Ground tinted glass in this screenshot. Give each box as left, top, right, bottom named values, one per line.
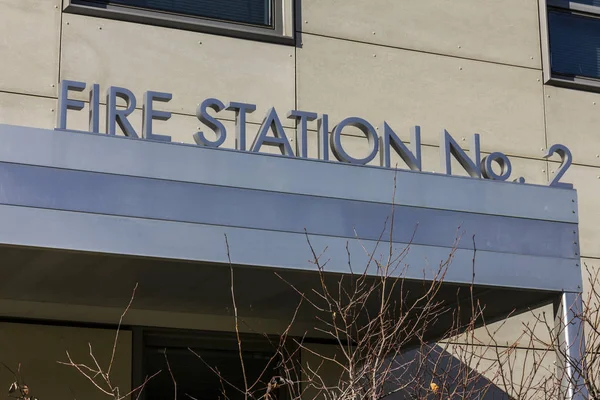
left=568, top=0, right=600, bottom=6
left=102, top=0, right=272, bottom=26
left=549, top=11, right=600, bottom=79
left=144, top=346, right=281, bottom=400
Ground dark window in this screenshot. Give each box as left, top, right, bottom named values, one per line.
left=546, top=0, right=600, bottom=84
left=563, top=0, right=600, bottom=6
left=138, top=330, right=294, bottom=400
left=91, top=0, right=272, bottom=27
left=549, top=11, right=600, bottom=80
left=65, top=0, right=294, bottom=45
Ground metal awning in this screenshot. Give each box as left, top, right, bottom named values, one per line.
left=0, top=123, right=586, bottom=399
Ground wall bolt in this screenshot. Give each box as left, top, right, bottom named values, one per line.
left=458, top=45, right=461, bottom=48
left=372, top=31, right=376, bottom=35
left=50, top=84, right=55, bottom=87
left=198, top=41, right=202, bottom=44
left=542, top=169, right=546, bottom=173
left=459, top=67, right=463, bottom=70
left=373, top=54, right=377, bottom=57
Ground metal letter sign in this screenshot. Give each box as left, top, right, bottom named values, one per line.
left=142, top=91, right=172, bottom=142
left=107, top=86, right=138, bottom=138
left=55, top=80, right=573, bottom=187
left=288, top=110, right=317, bottom=158
left=331, top=117, right=379, bottom=165
left=380, top=123, right=421, bottom=171
left=251, top=107, right=294, bottom=156
left=194, top=98, right=227, bottom=147
left=544, top=144, right=574, bottom=189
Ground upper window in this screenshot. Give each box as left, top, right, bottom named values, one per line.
left=543, top=0, right=600, bottom=89
left=105, top=0, right=272, bottom=26
left=64, top=0, right=294, bottom=44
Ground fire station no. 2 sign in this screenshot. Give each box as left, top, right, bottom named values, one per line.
left=55, top=80, right=573, bottom=189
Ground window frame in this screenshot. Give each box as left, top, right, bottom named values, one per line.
left=540, top=0, right=600, bottom=92
left=63, top=0, right=295, bottom=45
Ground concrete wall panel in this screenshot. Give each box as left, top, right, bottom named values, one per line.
left=445, top=304, right=554, bottom=349
left=60, top=14, right=296, bottom=126
left=0, top=92, right=56, bottom=129
left=297, top=34, right=546, bottom=158
left=446, top=344, right=556, bottom=399
left=559, top=163, right=600, bottom=258
left=300, top=0, right=541, bottom=69
left=506, top=156, right=549, bottom=186
left=545, top=85, right=600, bottom=167
left=0, top=0, right=60, bottom=97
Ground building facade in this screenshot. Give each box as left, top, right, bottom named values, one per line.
left=0, top=0, right=596, bottom=398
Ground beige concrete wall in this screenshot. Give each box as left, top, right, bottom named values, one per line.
left=444, top=343, right=557, bottom=399
left=0, top=322, right=131, bottom=400
left=0, top=0, right=60, bottom=97
left=60, top=13, right=296, bottom=127
left=300, top=0, right=541, bottom=68
left=0, top=0, right=598, bottom=395
left=296, top=33, right=545, bottom=158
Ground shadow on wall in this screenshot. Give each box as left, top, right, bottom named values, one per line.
left=294, top=0, right=303, bottom=48
left=386, top=343, right=510, bottom=399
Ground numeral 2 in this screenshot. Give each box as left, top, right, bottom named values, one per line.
left=543, top=144, right=573, bottom=189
